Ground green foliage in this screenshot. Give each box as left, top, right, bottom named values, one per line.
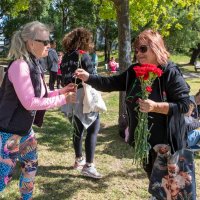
left=91, top=0, right=200, bottom=54
left=45, top=0, right=97, bottom=49
left=1, top=0, right=200, bottom=55
left=2, top=0, right=51, bottom=38
left=165, top=8, right=200, bottom=54
left=0, top=0, right=29, bottom=18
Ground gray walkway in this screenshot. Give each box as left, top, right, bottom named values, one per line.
left=183, top=72, right=200, bottom=79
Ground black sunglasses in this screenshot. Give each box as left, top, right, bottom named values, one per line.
left=135, top=45, right=149, bottom=54
left=34, top=39, right=50, bottom=46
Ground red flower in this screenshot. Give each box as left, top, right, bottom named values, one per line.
left=133, top=66, right=146, bottom=77
left=146, top=86, right=152, bottom=93
left=78, top=50, right=86, bottom=54
left=133, top=64, right=163, bottom=79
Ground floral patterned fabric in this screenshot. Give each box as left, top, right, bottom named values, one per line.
left=149, top=144, right=196, bottom=200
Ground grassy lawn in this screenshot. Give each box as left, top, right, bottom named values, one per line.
left=0, top=54, right=200, bottom=200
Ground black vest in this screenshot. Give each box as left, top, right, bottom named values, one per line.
left=0, top=56, right=46, bottom=136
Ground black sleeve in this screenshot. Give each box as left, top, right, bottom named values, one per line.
left=86, top=69, right=128, bottom=92
left=164, top=65, right=190, bottom=115
left=81, top=54, right=94, bottom=74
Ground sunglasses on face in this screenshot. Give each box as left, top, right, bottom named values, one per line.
left=34, top=39, right=50, bottom=46
left=135, top=45, right=149, bottom=54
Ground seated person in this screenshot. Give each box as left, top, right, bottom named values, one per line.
left=108, top=57, right=119, bottom=72
left=185, top=99, right=200, bottom=150
left=190, top=89, right=200, bottom=119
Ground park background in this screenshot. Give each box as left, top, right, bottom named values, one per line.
left=0, top=0, right=200, bottom=199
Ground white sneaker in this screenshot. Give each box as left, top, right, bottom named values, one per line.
left=73, top=157, right=86, bottom=170
left=81, top=164, right=102, bottom=179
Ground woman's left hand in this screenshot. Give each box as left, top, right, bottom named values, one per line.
left=59, top=83, right=77, bottom=95
left=138, top=98, right=157, bottom=113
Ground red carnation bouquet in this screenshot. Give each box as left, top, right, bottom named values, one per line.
left=133, top=63, right=163, bottom=165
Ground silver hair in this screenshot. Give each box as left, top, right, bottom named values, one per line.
left=8, top=21, right=50, bottom=61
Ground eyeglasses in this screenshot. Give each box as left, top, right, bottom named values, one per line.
left=34, top=39, right=50, bottom=46
left=135, top=45, right=149, bottom=54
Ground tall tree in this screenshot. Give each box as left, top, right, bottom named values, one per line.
left=93, top=0, right=131, bottom=129
left=112, top=0, right=131, bottom=132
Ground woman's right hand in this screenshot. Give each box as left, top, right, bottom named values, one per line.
left=74, top=69, right=89, bottom=82
left=65, top=92, right=77, bottom=103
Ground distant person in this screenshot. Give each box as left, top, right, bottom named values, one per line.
left=89, top=49, right=98, bottom=74
left=0, top=21, right=77, bottom=200
left=48, top=40, right=58, bottom=90
left=108, top=57, right=119, bottom=72
left=57, top=51, right=64, bottom=89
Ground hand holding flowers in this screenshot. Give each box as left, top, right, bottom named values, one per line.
left=65, top=91, right=77, bottom=103
left=132, top=63, right=163, bottom=166
left=58, top=83, right=77, bottom=104
left=59, top=83, right=77, bottom=94
left=138, top=98, right=158, bottom=113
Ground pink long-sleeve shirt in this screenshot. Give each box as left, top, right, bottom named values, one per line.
left=8, top=59, right=66, bottom=110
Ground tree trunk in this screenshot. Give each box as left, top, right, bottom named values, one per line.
left=104, top=20, right=109, bottom=62
left=104, top=37, right=108, bottom=62
left=113, top=0, right=131, bottom=134
left=189, top=43, right=200, bottom=65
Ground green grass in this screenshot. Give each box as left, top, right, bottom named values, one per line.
left=0, top=54, right=200, bottom=200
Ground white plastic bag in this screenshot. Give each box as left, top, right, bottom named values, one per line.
left=82, top=82, right=107, bottom=113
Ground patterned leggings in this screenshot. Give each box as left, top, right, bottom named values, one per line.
left=0, top=130, right=38, bottom=200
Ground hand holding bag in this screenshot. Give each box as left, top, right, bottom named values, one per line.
left=82, top=82, right=107, bottom=113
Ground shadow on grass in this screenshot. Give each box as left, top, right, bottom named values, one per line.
left=34, top=110, right=131, bottom=159
left=8, top=109, right=147, bottom=200
left=7, top=109, right=146, bottom=200
left=34, top=110, right=74, bottom=152
left=11, top=165, right=145, bottom=200
left=97, top=125, right=133, bottom=160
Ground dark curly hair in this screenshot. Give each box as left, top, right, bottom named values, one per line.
left=62, top=27, right=93, bottom=53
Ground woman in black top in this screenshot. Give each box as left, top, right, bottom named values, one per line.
left=75, top=29, right=191, bottom=193
left=61, top=28, right=102, bottom=179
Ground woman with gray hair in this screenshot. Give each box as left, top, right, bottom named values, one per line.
left=0, top=21, right=76, bottom=200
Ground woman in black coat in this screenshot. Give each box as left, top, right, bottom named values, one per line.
left=75, top=29, right=191, bottom=194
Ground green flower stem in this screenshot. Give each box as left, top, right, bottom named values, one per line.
left=71, top=54, right=82, bottom=138
left=133, top=78, right=151, bottom=166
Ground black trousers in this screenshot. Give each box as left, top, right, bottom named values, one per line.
left=49, top=71, right=57, bottom=91
left=72, top=115, right=100, bottom=163
left=56, top=75, right=62, bottom=89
